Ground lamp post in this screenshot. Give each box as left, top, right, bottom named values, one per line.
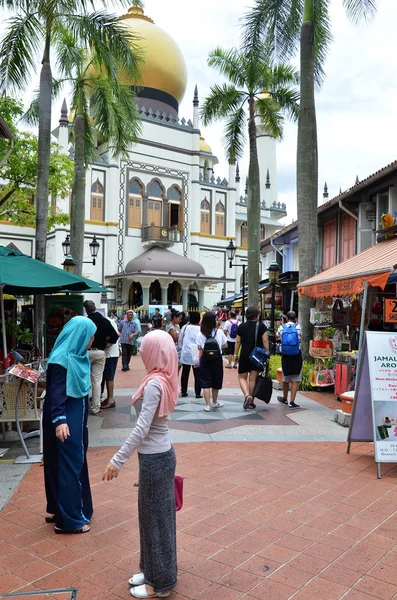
left=226, top=240, right=247, bottom=323
left=61, top=234, right=100, bottom=269
left=268, top=260, right=280, bottom=354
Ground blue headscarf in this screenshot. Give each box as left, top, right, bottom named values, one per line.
left=47, top=316, right=97, bottom=398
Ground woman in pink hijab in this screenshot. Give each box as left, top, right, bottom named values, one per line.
left=102, top=330, right=179, bottom=599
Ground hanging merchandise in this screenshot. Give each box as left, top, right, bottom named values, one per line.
left=309, top=359, right=335, bottom=388
left=332, top=328, right=347, bottom=353
left=309, top=339, right=333, bottom=358
left=310, top=308, right=332, bottom=325
left=332, top=299, right=350, bottom=326
left=350, top=299, right=362, bottom=327
left=371, top=297, right=382, bottom=315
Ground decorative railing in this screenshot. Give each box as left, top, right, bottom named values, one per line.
left=141, top=225, right=181, bottom=244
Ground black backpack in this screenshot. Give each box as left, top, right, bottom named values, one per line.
left=203, top=331, right=221, bottom=361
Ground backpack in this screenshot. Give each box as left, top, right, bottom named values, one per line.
left=230, top=320, right=238, bottom=339
left=281, top=323, right=300, bottom=356
left=203, top=331, right=221, bottom=361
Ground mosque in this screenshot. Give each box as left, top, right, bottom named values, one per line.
left=0, top=5, right=287, bottom=311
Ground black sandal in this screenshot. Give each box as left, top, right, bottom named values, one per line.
left=45, top=515, right=56, bottom=523
left=244, top=395, right=253, bottom=409
left=54, top=525, right=90, bottom=534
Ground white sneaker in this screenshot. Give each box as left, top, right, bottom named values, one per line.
left=210, top=402, right=224, bottom=409
left=204, top=405, right=211, bottom=412
left=130, top=584, right=170, bottom=598
left=128, top=572, right=145, bottom=587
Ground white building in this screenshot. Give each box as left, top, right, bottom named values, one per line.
left=0, top=5, right=287, bottom=310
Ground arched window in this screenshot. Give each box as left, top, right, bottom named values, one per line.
left=128, top=178, right=143, bottom=227
left=167, top=185, right=183, bottom=230
left=215, top=201, right=225, bottom=236
left=90, top=178, right=104, bottom=221
left=241, top=221, right=248, bottom=248
left=147, top=180, right=164, bottom=198
left=147, top=180, right=164, bottom=227
left=200, top=198, right=211, bottom=234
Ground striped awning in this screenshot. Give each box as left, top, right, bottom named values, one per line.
left=298, top=238, right=397, bottom=298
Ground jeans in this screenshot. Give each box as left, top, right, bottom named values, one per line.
left=181, top=364, right=201, bottom=397
left=88, top=349, right=106, bottom=413
left=121, top=343, right=133, bottom=370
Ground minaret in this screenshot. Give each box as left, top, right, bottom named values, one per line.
left=255, top=92, right=277, bottom=208
left=58, top=98, right=69, bottom=153
left=193, top=84, right=199, bottom=129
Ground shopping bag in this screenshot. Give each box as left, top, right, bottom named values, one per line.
left=350, top=299, right=362, bottom=327
left=315, top=368, right=335, bottom=387
left=191, top=344, right=200, bottom=366
left=332, top=299, right=350, bottom=326
left=175, top=475, right=184, bottom=511
left=309, top=340, right=333, bottom=358
left=309, top=369, right=318, bottom=387
left=253, top=371, right=273, bottom=403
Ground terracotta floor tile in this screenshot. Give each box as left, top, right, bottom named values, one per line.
left=303, top=542, right=343, bottom=563
left=0, top=549, right=37, bottom=570
left=368, top=563, right=397, bottom=586
left=184, top=537, right=224, bottom=558
left=218, top=567, right=263, bottom=593
left=257, top=543, right=299, bottom=563
left=211, top=547, right=253, bottom=568
left=288, top=552, right=329, bottom=576
left=247, top=577, right=297, bottom=600
left=192, top=581, right=243, bottom=600
left=13, top=558, right=56, bottom=583
left=187, top=558, right=232, bottom=582
left=269, top=563, right=313, bottom=588
left=0, top=572, right=27, bottom=593
left=177, top=549, right=204, bottom=571
left=321, top=563, right=361, bottom=588
left=64, top=555, right=104, bottom=578
left=229, top=535, right=267, bottom=554
left=353, top=574, right=397, bottom=599
left=275, top=534, right=312, bottom=552
left=207, top=527, right=244, bottom=546
left=296, top=576, right=348, bottom=599
left=173, top=572, right=211, bottom=597
left=239, top=554, right=281, bottom=578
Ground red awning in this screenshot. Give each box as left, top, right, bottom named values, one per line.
left=298, top=238, right=397, bottom=298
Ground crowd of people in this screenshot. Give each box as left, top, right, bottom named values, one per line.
left=42, top=301, right=303, bottom=598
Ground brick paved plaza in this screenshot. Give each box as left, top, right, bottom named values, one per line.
left=1, top=357, right=397, bottom=599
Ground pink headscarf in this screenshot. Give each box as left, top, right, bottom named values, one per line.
left=132, top=329, right=179, bottom=417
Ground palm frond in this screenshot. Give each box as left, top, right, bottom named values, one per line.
left=242, top=0, right=302, bottom=63
left=255, top=96, right=285, bottom=140
left=22, top=77, right=65, bottom=126
left=263, top=63, right=300, bottom=89
left=200, top=84, right=247, bottom=127
left=52, top=22, right=84, bottom=77
left=269, top=87, right=300, bottom=122
left=312, top=0, right=333, bottom=87
left=0, top=12, right=42, bottom=92
left=207, top=47, right=246, bottom=88
left=343, top=0, right=377, bottom=24
left=222, top=106, right=247, bottom=162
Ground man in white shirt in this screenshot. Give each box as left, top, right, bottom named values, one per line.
left=223, top=311, right=239, bottom=369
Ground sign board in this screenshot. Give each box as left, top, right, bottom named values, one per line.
left=349, top=332, right=397, bottom=473
left=384, top=298, right=397, bottom=323
left=367, top=331, right=397, bottom=463
left=9, top=363, right=40, bottom=384
left=148, top=305, right=182, bottom=318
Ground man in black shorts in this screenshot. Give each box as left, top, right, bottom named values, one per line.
left=234, top=306, right=269, bottom=409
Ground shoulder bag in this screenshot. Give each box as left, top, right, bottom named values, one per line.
left=249, top=322, right=269, bottom=371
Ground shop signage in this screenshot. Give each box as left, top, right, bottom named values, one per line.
left=349, top=332, right=397, bottom=475
left=384, top=299, right=397, bottom=323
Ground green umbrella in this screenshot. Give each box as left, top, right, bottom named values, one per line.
left=0, top=245, right=106, bottom=355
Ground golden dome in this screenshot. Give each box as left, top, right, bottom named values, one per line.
left=200, top=136, right=212, bottom=154
left=120, top=6, right=187, bottom=106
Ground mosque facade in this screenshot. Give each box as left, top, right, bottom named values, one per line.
left=0, top=5, right=287, bottom=311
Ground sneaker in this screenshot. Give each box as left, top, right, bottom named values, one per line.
left=204, top=405, right=211, bottom=412
left=211, top=402, right=224, bottom=409
left=277, top=396, right=288, bottom=404
left=289, top=402, right=300, bottom=409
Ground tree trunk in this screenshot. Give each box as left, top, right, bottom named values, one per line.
left=34, top=29, right=52, bottom=353
left=247, top=99, right=261, bottom=308
left=70, top=112, right=86, bottom=276
left=297, top=12, right=318, bottom=360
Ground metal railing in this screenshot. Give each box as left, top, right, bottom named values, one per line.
left=141, top=225, right=181, bottom=243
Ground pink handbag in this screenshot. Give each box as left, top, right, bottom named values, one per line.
left=175, top=475, right=184, bottom=511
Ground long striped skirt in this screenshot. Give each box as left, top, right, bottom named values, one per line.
left=138, top=446, right=177, bottom=593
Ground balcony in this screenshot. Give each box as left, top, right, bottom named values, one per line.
left=141, top=225, right=181, bottom=247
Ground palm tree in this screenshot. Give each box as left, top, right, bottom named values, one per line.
left=243, top=0, right=377, bottom=356
left=57, top=26, right=141, bottom=275
left=0, top=0, right=139, bottom=348
left=201, top=45, right=299, bottom=306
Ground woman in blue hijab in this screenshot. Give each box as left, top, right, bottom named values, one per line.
left=43, top=316, right=96, bottom=534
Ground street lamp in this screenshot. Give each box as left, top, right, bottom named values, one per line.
left=62, top=254, right=76, bottom=273
left=61, top=234, right=100, bottom=268
left=227, top=240, right=247, bottom=322
left=268, top=260, right=281, bottom=354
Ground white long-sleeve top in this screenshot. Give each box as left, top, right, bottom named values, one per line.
left=110, top=378, right=171, bottom=470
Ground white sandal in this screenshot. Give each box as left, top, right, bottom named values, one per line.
left=130, top=584, right=170, bottom=598
left=128, top=572, right=145, bottom=586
